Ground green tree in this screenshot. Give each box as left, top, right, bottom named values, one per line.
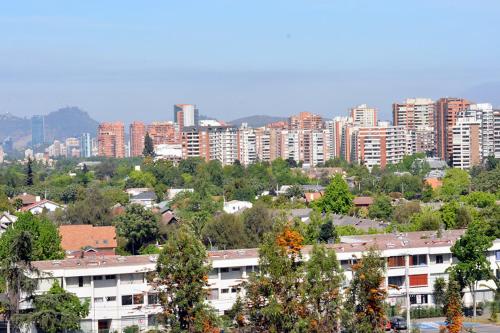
left=25, top=157, right=34, bottom=186
left=155, top=227, right=218, bottom=333
left=242, top=202, right=273, bottom=247
left=440, top=169, right=470, bottom=200
left=14, top=281, right=89, bottom=333
left=243, top=224, right=306, bottom=332
left=368, top=195, right=393, bottom=220
left=303, top=244, right=344, bottom=332
left=450, top=220, right=493, bottom=317
left=202, top=214, right=249, bottom=250
left=393, top=201, right=421, bottom=224
left=343, top=248, right=387, bottom=333
left=433, top=277, right=447, bottom=309
left=314, top=174, right=353, bottom=214
left=319, top=219, right=338, bottom=243
left=0, top=231, right=39, bottom=333
left=411, top=208, right=442, bottom=231
left=143, top=132, right=155, bottom=158
left=0, top=213, right=64, bottom=261
left=463, top=191, right=496, bottom=208
left=472, top=167, right=500, bottom=193
left=60, top=187, right=113, bottom=226
left=114, top=204, right=159, bottom=255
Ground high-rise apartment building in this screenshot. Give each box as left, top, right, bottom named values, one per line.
left=129, top=121, right=146, bottom=157
left=357, top=122, right=407, bottom=169
left=288, top=112, right=323, bottom=130
left=393, top=98, right=435, bottom=154
left=65, top=138, right=80, bottom=158
left=435, top=98, right=470, bottom=162
left=147, top=122, right=179, bottom=146
left=97, top=122, right=125, bottom=158
left=237, top=124, right=257, bottom=165
left=452, top=117, right=481, bottom=169
left=31, top=115, right=45, bottom=147
left=80, top=133, right=92, bottom=158
left=494, top=110, right=500, bottom=159
left=465, top=103, right=495, bottom=159
left=350, top=104, right=377, bottom=127
left=174, top=104, right=199, bottom=128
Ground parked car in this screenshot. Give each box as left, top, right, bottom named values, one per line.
left=390, top=316, right=407, bottom=330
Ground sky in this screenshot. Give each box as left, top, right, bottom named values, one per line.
left=1, top=0, right=500, bottom=123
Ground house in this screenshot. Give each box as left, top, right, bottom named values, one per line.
left=0, top=212, right=17, bottom=234
left=157, top=203, right=178, bottom=224
left=330, top=214, right=389, bottom=231
left=59, top=225, right=117, bottom=258
left=289, top=208, right=313, bottom=222
left=129, top=191, right=157, bottom=208
left=223, top=200, right=253, bottom=214
left=125, top=188, right=152, bottom=196
left=12, top=193, right=39, bottom=207
left=304, top=192, right=323, bottom=203
left=353, top=196, right=374, bottom=208
left=425, top=178, right=443, bottom=190
left=20, top=199, right=64, bottom=214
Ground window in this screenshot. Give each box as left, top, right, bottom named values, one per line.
left=148, top=314, right=158, bottom=327
left=122, top=294, right=144, bottom=305
left=148, top=293, right=159, bottom=305
left=387, top=256, right=405, bottom=268
left=221, top=268, right=229, bottom=273
left=105, top=275, right=116, bottom=280
left=409, top=274, right=428, bottom=287
left=122, top=295, right=133, bottom=305
left=66, top=276, right=90, bottom=288
left=436, top=255, right=443, bottom=264
left=208, top=268, right=218, bottom=279
left=410, top=255, right=427, bottom=266
left=105, top=296, right=116, bottom=302
left=388, top=276, right=405, bottom=287
left=496, top=251, right=500, bottom=261
left=94, top=297, right=103, bottom=303
left=410, top=294, right=428, bottom=304
left=221, top=289, right=229, bottom=294
left=231, top=287, right=241, bottom=293
left=120, top=273, right=144, bottom=285
left=231, top=267, right=241, bottom=272
left=93, top=276, right=103, bottom=281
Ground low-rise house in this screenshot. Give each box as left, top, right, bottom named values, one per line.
left=304, top=192, right=323, bottom=203
left=0, top=212, right=17, bottom=234
left=129, top=191, right=157, bottom=208
left=353, top=196, right=374, bottom=208
left=12, top=193, right=39, bottom=207
left=223, top=200, right=253, bottom=214
left=59, top=225, right=118, bottom=258
left=20, top=199, right=64, bottom=214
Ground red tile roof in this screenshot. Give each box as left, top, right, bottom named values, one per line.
left=59, top=225, right=117, bottom=252
left=353, top=196, right=374, bottom=206
left=20, top=199, right=62, bottom=212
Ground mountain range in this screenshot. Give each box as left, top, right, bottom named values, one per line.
left=0, top=107, right=99, bottom=148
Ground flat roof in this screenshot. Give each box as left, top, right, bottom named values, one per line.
left=33, top=230, right=468, bottom=271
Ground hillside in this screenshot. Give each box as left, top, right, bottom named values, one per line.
left=0, top=107, right=99, bottom=148
left=229, top=115, right=287, bottom=127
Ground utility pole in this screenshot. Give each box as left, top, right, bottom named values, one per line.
left=405, top=254, right=411, bottom=332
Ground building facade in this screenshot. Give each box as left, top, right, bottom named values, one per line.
left=435, top=98, right=470, bottom=162
left=98, top=122, right=126, bottom=158
left=452, top=117, right=481, bottom=169
left=350, top=104, right=377, bottom=127
left=32, top=230, right=500, bottom=332
left=31, top=115, right=45, bottom=148
left=129, top=121, right=146, bottom=158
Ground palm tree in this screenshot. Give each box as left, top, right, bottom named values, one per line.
left=0, top=231, right=39, bottom=333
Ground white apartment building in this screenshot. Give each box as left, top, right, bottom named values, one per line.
left=357, top=122, right=407, bottom=169
left=495, top=110, right=500, bottom=159
left=209, top=127, right=238, bottom=165
left=452, top=117, right=481, bottom=169
left=463, top=103, right=495, bottom=159
left=32, top=230, right=500, bottom=333
left=350, top=104, right=377, bottom=127
left=237, top=124, right=257, bottom=165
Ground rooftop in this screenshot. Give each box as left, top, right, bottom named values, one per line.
left=59, top=225, right=117, bottom=252
left=33, top=230, right=467, bottom=271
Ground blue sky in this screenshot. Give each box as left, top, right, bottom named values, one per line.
left=1, top=0, right=499, bottom=122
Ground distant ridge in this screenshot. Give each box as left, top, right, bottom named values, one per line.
left=0, top=107, right=99, bottom=148
left=229, top=115, right=287, bottom=127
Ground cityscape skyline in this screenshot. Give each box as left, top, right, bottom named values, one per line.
left=1, top=1, right=500, bottom=122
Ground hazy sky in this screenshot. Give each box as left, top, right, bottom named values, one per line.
left=1, top=0, right=500, bottom=123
